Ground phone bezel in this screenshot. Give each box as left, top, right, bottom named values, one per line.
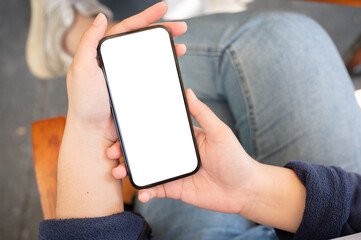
left=97, top=25, right=201, bottom=189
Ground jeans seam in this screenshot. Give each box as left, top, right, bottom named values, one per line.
left=226, top=46, right=259, bottom=157
left=185, top=45, right=223, bottom=56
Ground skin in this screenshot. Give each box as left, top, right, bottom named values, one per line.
left=110, top=88, right=306, bottom=233
left=57, top=2, right=306, bottom=234
left=63, top=3, right=187, bottom=57
left=56, top=2, right=187, bottom=219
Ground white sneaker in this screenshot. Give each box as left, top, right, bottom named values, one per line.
left=26, top=0, right=113, bottom=80
left=204, top=0, right=253, bottom=14
left=163, top=0, right=253, bottom=20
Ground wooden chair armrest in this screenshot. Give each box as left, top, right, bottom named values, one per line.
left=299, top=0, right=361, bottom=7
left=32, top=117, right=65, bottom=219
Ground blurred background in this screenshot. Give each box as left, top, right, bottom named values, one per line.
left=0, top=0, right=360, bottom=239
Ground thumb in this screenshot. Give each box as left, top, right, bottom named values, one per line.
left=73, top=13, right=108, bottom=67
left=186, top=89, right=225, bottom=136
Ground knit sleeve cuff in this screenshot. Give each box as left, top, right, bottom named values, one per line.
left=39, top=211, right=152, bottom=240
left=276, top=161, right=351, bottom=240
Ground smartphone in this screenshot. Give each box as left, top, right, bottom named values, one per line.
left=97, top=26, right=200, bottom=189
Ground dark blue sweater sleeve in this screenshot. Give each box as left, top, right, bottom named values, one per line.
left=276, top=161, right=361, bottom=240
left=39, top=211, right=152, bottom=240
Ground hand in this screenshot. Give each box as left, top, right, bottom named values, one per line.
left=109, top=88, right=261, bottom=215
left=109, top=89, right=306, bottom=233
left=66, top=2, right=187, bottom=144
left=56, top=2, right=188, bottom=219
left=105, top=3, right=306, bottom=232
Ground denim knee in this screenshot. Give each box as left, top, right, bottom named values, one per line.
left=249, top=11, right=327, bottom=40
left=225, top=11, right=346, bottom=89
left=230, top=11, right=336, bottom=57
left=219, top=11, right=354, bottom=161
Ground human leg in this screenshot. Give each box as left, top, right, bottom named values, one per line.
left=174, top=11, right=361, bottom=172
left=26, top=0, right=113, bottom=79
left=136, top=11, right=361, bottom=239
left=64, top=12, right=115, bottom=56
left=213, top=12, right=361, bottom=171
left=135, top=12, right=286, bottom=240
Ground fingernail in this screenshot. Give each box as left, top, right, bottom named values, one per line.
left=140, top=191, right=150, bottom=203
left=188, top=89, right=197, bottom=100
left=93, top=13, right=105, bottom=26
left=180, top=43, right=187, bottom=50
left=181, top=21, right=188, bottom=29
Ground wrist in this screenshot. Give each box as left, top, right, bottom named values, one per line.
left=56, top=113, right=123, bottom=219
left=240, top=163, right=305, bottom=233
left=236, top=161, right=264, bottom=216
left=65, top=112, right=116, bottom=146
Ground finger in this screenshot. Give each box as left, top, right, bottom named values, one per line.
left=193, top=126, right=202, bottom=133
left=111, top=162, right=127, bottom=179
left=105, top=141, right=122, bottom=159
left=138, top=186, right=164, bottom=203
left=175, top=44, right=186, bottom=57
left=106, top=2, right=168, bottom=36
left=138, top=179, right=183, bottom=203
left=138, top=190, right=152, bottom=203
left=192, top=126, right=203, bottom=138
left=73, top=13, right=107, bottom=67
left=151, top=21, right=187, bottom=37
left=186, top=89, right=224, bottom=136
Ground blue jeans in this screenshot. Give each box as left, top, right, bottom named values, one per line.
left=135, top=11, right=361, bottom=239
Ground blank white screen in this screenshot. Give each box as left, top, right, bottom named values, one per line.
left=99, top=27, right=199, bottom=188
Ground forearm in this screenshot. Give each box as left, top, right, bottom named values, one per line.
left=241, top=163, right=306, bottom=233
left=56, top=114, right=123, bottom=219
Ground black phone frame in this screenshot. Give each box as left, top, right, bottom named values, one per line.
left=97, top=25, right=201, bottom=189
